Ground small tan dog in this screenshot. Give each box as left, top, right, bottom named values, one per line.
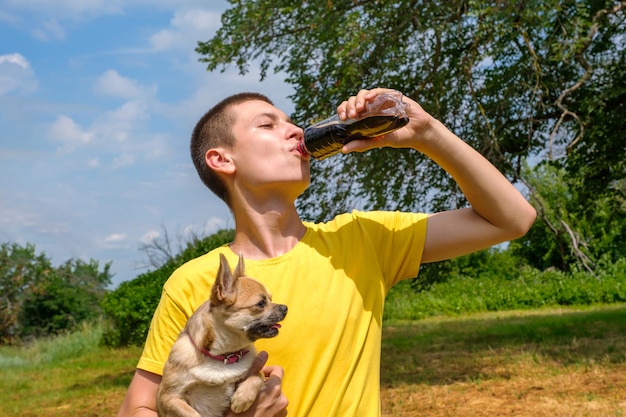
left=157, top=253, right=288, bottom=417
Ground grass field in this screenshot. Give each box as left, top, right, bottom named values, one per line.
left=1, top=304, right=625, bottom=416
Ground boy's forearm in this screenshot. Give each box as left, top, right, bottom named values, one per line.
left=415, top=118, right=536, bottom=234
left=117, top=370, right=161, bottom=417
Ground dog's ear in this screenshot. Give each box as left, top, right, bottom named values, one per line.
left=212, top=253, right=238, bottom=305
left=233, top=252, right=245, bottom=279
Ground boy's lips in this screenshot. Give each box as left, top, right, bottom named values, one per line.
left=292, top=142, right=310, bottom=159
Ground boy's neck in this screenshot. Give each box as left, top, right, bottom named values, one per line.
left=229, top=204, right=306, bottom=260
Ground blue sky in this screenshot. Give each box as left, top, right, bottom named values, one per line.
left=0, top=0, right=294, bottom=287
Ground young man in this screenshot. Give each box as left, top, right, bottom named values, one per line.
left=117, top=88, right=536, bottom=416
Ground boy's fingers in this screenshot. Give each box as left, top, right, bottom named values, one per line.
left=248, top=351, right=268, bottom=376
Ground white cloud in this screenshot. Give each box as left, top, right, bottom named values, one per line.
left=149, top=29, right=181, bottom=52
left=110, top=101, right=149, bottom=124
left=99, top=232, right=129, bottom=249
left=93, top=100, right=150, bottom=144
left=102, top=233, right=127, bottom=242
left=47, top=97, right=166, bottom=164
left=48, top=104, right=142, bottom=153
left=149, top=8, right=221, bottom=52
left=203, top=217, right=229, bottom=234
left=0, top=53, right=29, bottom=68
left=0, top=53, right=37, bottom=95
left=49, top=115, right=94, bottom=152
left=94, top=69, right=156, bottom=99
left=176, top=8, right=220, bottom=30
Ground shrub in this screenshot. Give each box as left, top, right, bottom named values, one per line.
left=384, top=257, right=626, bottom=323
left=19, top=259, right=111, bottom=338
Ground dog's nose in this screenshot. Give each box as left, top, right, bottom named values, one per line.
left=278, top=304, right=288, bottom=315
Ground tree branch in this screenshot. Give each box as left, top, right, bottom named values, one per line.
left=550, top=1, right=626, bottom=157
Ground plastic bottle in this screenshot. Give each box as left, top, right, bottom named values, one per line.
left=297, top=91, right=409, bottom=160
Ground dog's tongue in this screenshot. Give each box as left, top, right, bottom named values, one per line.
left=271, top=323, right=282, bottom=329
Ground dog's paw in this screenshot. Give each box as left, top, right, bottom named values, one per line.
left=230, top=375, right=264, bottom=413
left=230, top=391, right=257, bottom=414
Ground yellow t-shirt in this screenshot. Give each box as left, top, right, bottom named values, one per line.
left=138, top=210, right=428, bottom=417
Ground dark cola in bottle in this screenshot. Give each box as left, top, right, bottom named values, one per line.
left=297, top=92, right=409, bottom=160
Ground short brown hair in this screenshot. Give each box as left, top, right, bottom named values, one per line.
left=190, top=92, right=273, bottom=207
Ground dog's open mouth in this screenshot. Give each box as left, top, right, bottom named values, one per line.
left=248, top=322, right=283, bottom=340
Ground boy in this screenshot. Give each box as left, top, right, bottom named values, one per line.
left=117, top=88, right=536, bottom=416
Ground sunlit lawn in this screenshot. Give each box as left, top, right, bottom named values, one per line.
left=1, top=304, right=625, bottom=417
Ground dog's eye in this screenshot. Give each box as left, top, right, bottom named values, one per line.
left=256, top=299, right=267, bottom=308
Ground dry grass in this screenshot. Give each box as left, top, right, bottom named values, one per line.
left=381, top=305, right=626, bottom=416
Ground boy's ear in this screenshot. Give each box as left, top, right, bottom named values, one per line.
left=205, top=148, right=235, bottom=174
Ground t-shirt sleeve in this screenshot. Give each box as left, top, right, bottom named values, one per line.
left=354, top=210, right=429, bottom=289
left=136, top=286, right=188, bottom=375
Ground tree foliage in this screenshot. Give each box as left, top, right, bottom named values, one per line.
left=197, top=0, right=626, bottom=270
left=512, top=163, right=626, bottom=271
left=0, top=242, right=111, bottom=344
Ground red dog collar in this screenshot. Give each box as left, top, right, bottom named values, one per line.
left=187, top=333, right=250, bottom=364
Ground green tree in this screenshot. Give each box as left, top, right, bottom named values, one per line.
left=19, top=259, right=112, bottom=338
left=0, top=242, right=112, bottom=344
left=197, top=0, right=625, bottom=269
left=512, top=163, right=626, bottom=271
left=0, top=243, right=52, bottom=343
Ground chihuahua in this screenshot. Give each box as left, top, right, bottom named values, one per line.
left=157, top=253, right=288, bottom=417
